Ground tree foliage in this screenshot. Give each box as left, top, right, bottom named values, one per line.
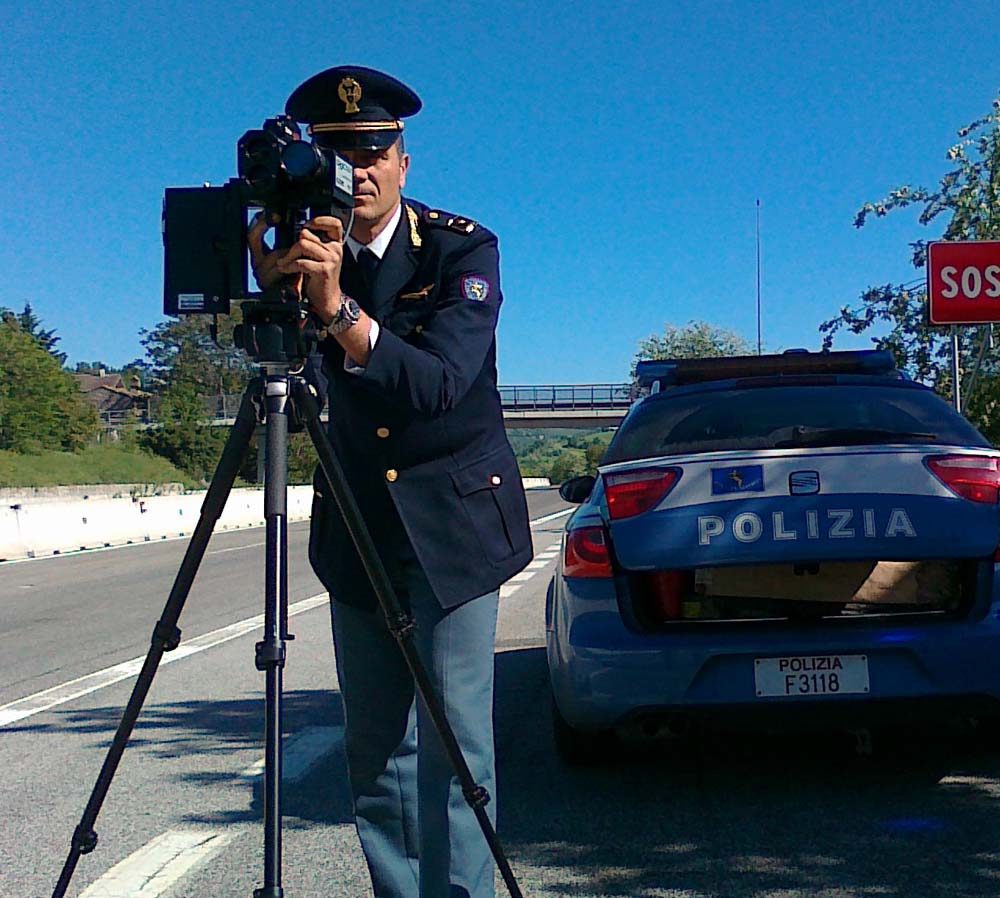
left=140, top=370, right=229, bottom=484
left=0, top=302, right=67, bottom=365
left=820, top=92, right=1000, bottom=437
left=0, top=318, right=99, bottom=452
left=139, top=313, right=257, bottom=482
left=140, top=313, right=255, bottom=395
left=633, top=320, right=754, bottom=374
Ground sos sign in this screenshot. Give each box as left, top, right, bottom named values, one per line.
left=927, top=240, right=1000, bottom=324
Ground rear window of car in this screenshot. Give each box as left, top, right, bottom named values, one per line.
left=604, top=381, right=991, bottom=462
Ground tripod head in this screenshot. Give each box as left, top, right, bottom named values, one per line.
left=231, top=299, right=314, bottom=369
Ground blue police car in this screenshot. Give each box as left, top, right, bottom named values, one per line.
left=546, top=350, right=1000, bottom=763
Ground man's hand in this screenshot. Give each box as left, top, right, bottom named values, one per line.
left=247, top=212, right=286, bottom=290
left=247, top=214, right=346, bottom=325
left=278, top=216, right=345, bottom=324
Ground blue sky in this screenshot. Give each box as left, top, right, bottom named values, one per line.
left=4, top=0, right=1000, bottom=384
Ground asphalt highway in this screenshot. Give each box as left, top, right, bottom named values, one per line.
left=5, top=488, right=1000, bottom=898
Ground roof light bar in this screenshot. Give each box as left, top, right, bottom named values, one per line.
left=635, top=350, right=898, bottom=391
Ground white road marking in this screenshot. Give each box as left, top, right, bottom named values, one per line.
left=78, top=829, right=233, bottom=898
left=207, top=541, right=267, bottom=555
left=530, top=508, right=574, bottom=526
left=0, top=594, right=328, bottom=728
left=239, top=725, right=343, bottom=780
left=1, top=502, right=573, bottom=727
left=498, top=539, right=561, bottom=600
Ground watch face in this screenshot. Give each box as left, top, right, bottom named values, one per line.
left=331, top=297, right=362, bottom=335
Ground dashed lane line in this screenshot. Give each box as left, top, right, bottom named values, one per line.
left=0, top=594, right=328, bottom=728
left=77, top=829, right=234, bottom=898
left=32, top=509, right=572, bottom=897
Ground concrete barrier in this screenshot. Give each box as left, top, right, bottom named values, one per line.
left=0, top=477, right=554, bottom=563
left=0, top=487, right=313, bottom=562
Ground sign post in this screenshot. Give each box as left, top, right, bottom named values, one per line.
left=926, top=240, right=1000, bottom=411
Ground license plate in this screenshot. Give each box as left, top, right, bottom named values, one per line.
left=754, top=654, right=870, bottom=698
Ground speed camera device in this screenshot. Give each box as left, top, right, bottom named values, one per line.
left=162, top=114, right=354, bottom=316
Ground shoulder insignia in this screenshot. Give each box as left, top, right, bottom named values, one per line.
left=423, top=208, right=478, bottom=235
left=405, top=204, right=422, bottom=248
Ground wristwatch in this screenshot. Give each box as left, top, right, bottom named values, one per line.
left=321, top=296, right=362, bottom=338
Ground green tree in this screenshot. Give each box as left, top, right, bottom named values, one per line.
left=139, top=313, right=258, bottom=480
left=0, top=302, right=67, bottom=365
left=141, top=312, right=255, bottom=396
left=633, top=320, right=754, bottom=374
left=584, top=441, right=606, bottom=474
left=0, top=318, right=98, bottom=452
left=549, top=449, right=588, bottom=484
left=820, top=91, right=1000, bottom=436
left=140, top=372, right=227, bottom=483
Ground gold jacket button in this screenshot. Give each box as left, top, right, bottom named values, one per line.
left=414, top=325, right=424, bottom=334
left=376, top=427, right=390, bottom=439
left=386, top=469, right=398, bottom=483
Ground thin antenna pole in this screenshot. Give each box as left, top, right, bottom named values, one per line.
left=756, top=199, right=762, bottom=355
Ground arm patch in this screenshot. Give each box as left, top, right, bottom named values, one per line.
left=461, top=275, right=491, bottom=302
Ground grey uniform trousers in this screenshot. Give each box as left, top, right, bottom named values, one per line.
left=330, top=536, right=500, bottom=898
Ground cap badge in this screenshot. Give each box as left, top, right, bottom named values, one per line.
left=338, top=77, right=362, bottom=114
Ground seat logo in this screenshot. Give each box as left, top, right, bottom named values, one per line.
left=789, top=471, right=820, bottom=495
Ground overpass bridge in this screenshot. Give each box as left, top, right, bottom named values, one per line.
left=496, top=384, right=632, bottom=428
left=110, top=384, right=635, bottom=430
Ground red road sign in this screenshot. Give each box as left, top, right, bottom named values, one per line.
left=927, top=240, right=1000, bottom=325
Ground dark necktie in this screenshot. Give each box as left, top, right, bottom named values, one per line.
left=356, top=247, right=379, bottom=291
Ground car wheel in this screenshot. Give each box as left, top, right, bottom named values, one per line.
left=551, top=696, right=618, bottom=766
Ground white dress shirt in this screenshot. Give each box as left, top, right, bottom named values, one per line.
left=341, top=203, right=402, bottom=371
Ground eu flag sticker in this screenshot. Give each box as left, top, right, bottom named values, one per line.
left=711, top=465, right=765, bottom=495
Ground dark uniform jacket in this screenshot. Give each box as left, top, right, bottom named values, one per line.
left=308, top=198, right=533, bottom=610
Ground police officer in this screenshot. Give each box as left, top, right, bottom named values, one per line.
left=249, top=65, right=533, bottom=898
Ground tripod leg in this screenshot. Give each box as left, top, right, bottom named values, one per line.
left=52, top=382, right=261, bottom=898
left=252, top=373, right=292, bottom=898
left=293, top=380, right=524, bottom=898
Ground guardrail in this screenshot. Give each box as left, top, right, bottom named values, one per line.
left=497, top=384, right=633, bottom=411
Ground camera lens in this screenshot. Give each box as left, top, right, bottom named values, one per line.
left=281, top=142, right=324, bottom=180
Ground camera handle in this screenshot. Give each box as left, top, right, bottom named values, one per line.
left=52, top=367, right=525, bottom=898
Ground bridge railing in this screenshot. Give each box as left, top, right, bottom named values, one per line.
left=103, top=384, right=637, bottom=428
left=498, top=384, right=633, bottom=411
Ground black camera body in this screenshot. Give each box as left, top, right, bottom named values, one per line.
left=162, top=115, right=354, bottom=317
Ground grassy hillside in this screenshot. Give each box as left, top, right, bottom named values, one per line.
left=0, top=445, right=198, bottom=490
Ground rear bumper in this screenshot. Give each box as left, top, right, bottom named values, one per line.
left=547, top=587, right=1000, bottom=732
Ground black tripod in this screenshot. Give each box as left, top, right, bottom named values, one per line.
left=52, top=305, right=524, bottom=898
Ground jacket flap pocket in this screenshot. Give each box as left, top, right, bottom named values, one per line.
left=450, top=449, right=512, bottom=497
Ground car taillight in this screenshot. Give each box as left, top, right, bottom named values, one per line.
left=564, top=526, right=613, bottom=578
left=603, top=467, right=681, bottom=520
left=927, top=454, right=1000, bottom=504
